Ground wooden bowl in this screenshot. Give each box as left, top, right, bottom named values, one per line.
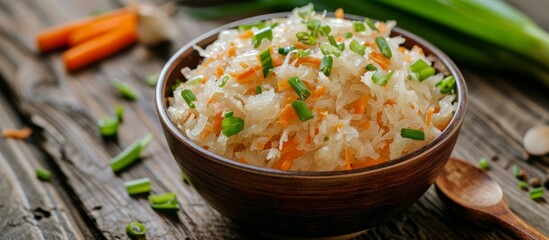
left=156, top=12, right=468, bottom=238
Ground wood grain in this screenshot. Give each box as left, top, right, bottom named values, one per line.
left=0, top=0, right=546, bottom=239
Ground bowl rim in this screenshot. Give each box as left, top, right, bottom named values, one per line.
left=156, top=12, right=468, bottom=178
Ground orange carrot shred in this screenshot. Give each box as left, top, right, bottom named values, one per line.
left=335, top=8, right=344, bottom=19
left=311, top=86, right=327, bottom=98
left=426, top=107, right=435, bottom=127
left=68, top=12, right=136, bottom=46
left=353, top=95, right=370, bottom=114
left=216, top=66, right=224, bottom=78
left=278, top=104, right=297, bottom=127
left=296, top=57, right=321, bottom=68
left=412, top=45, right=424, bottom=56
left=227, top=46, right=237, bottom=57
left=359, top=121, right=371, bottom=131
left=238, top=30, right=253, bottom=39
left=369, top=51, right=391, bottom=70
left=239, top=158, right=248, bottom=164
left=2, top=127, right=32, bottom=139
left=345, top=148, right=352, bottom=170
left=280, top=161, right=293, bottom=171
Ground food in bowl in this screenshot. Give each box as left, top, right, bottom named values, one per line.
left=167, top=5, right=457, bottom=171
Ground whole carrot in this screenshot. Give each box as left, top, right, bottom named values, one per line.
left=68, top=12, right=136, bottom=46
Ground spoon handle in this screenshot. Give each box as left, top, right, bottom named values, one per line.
left=496, top=211, right=548, bottom=240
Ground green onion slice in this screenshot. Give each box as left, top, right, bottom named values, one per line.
left=350, top=40, right=366, bottom=56
left=171, top=79, right=182, bottom=91
left=110, top=133, right=153, bottom=172
left=365, top=18, right=377, bottom=31
left=278, top=46, right=295, bottom=55
left=115, top=104, right=124, bottom=122
left=365, top=64, right=377, bottom=71
left=291, top=100, right=314, bottom=122
left=149, top=192, right=180, bottom=210
left=436, top=76, right=456, bottom=94
left=297, top=4, right=314, bottom=18
left=126, top=221, right=146, bottom=237
left=353, top=21, right=366, bottom=32
left=296, top=32, right=316, bottom=45
left=530, top=187, right=544, bottom=200
left=343, top=32, right=353, bottom=39
left=181, top=89, right=197, bottom=109
left=238, top=21, right=265, bottom=31
left=256, top=85, right=262, bottom=94
left=251, top=27, right=272, bottom=48
left=36, top=168, right=51, bottom=181
left=98, top=117, right=119, bottom=137
left=410, top=59, right=430, bottom=72
left=287, top=77, right=311, bottom=100
left=306, top=19, right=321, bottom=36
left=400, top=128, right=425, bottom=140
left=519, top=181, right=528, bottom=190
left=296, top=49, right=311, bottom=58
left=318, top=25, right=331, bottom=36
left=218, top=75, right=229, bottom=87
left=320, top=43, right=341, bottom=57
left=328, top=36, right=338, bottom=47
left=259, top=48, right=273, bottom=77
left=375, top=37, right=392, bottom=58
left=320, top=55, right=333, bottom=77
left=112, top=80, right=139, bottom=101
left=224, top=111, right=234, bottom=118
left=125, top=178, right=151, bottom=195
left=186, top=75, right=203, bottom=86
left=479, top=158, right=490, bottom=170
left=512, top=165, right=520, bottom=178
left=372, top=70, right=394, bottom=86
left=222, top=116, right=245, bottom=137
left=145, top=74, right=159, bottom=87
left=417, top=67, right=435, bottom=81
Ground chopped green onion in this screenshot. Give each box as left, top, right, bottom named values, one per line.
left=149, top=192, right=180, bottom=210
left=372, top=70, right=394, bottom=86
left=222, top=116, right=245, bottom=137
left=318, top=25, right=331, bottom=36
left=287, top=77, right=311, bottom=100
left=519, top=181, right=528, bottom=190
left=529, top=187, right=544, bottom=200
left=144, top=74, right=159, bottom=87
left=418, top=67, right=436, bottom=81
left=297, top=4, right=314, bottom=18
left=278, top=46, right=295, bottom=55
left=365, top=64, right=377, bottom=71
left=256, top=85, right=262, bottom=94
left=224, top=111, right=234, bottom=118
left=296, top=49, right=311, bottom=58
left=479, top=158, right=490, bottom=170
left=337, top=43, right=345, bottom=51
left=112, top=80, right=139, bottom=101
left=124, top=178, right=151, bottom=195
left=115, top=104, right=124, bottom=122
left=365, top=18, right=378, bottom=31
left=400, top=128, right=425, bottom=140
left=251, top=27, right=272, bottom=48
left=36, top=169, right=51, bottom=182
left=238, top=21, right=265, bottom=31
left=320, top=55, right=333, bottom=76
left=323, top=136, right=329, bottom=142
left=306, top=19, right=321, bottom=36
left=328, top=36, right=338, bottom=47
left=436, top=76, right=456, bottom=94
left=110, top=133, right=153, bottom=172
left=126, top=221, right=146, bottom=237
left=353, top=21, right=366, bottom=32
left=259, top=47, right=273, bottom=77
left=291, top=100, right=314, bottom=122
left=186, top=76, right=203, bottom=86
left=410, top=59, right=430, bottom=72
left=181, top=89, right=197, bottom=109
left=269, top=22, right=279, bottom=29
left=171, top=79, right=182, bottom=91
left=343, top=32, right=353, bottom=39
left=375, top=37, right=392, bottom=58
left=98, top=117, right=119, bottom=137
left=296, top=32, right=316, bottom=45
left=512, top=165, right=520, bottom=178
left=350, top=40, right=366, bottom=56
left=320, top=43, right=341, bottom=57
left=218, top=75, right=229, bottom=87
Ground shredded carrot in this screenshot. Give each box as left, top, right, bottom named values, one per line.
left=227, top=46, right=236, bottom=57
left=436, top=119, right=451, bottom=131
left=333, top=123, right=345, bottom=132
left=239, top=62, right=249, bottom=68
left=335, top=8, right=344, bottom=19
left=273, top=149, right=303, bottom=170
left=211, top=112, right=223, bottom=136
left=230, top=65, right=261, bottom=83
left=364, top=42, right=376, bottom=48
left=344, top=148, right=352, bottom=170
left=200, top=124, right=213, bottom=141
left=272, top=55, right=284, bottom=67
left=239, top=158, right=248, bottom=164
left=369, top=51, right=391, bottom=70
left=68, top=12, right=136, bottom=46
left=337, top=36, right=344, bottom=42
left=36, top=9, right=130, bottom=52
left=181, top=113, right=192, bottom=124
left=311, top=86, right=327, bottom=98
left=377, top=111, right=387, bottom=131
left=412, top=45, right=424, bottom=56
left=238, top=30, right=253, bottom=39
left=296, top=57, right=321, bottom=68
left=426, top=107, right=435, bottom=127
left=278, top=79, right=291, bottom=91
left=376, top=22, right=388, bottom=35
left=353, top=95, right=370, bottom=114
left=352, top=141, right=391, bottom=169
left=202, top=58, right=214, bottom=67
left=216, top=66, right=224, bottom=78
left=62, top=23, right=137, bottom=71
left=294, top=42, right=309, bottom=49
left=384, top=99, right=396, bottom=106
left=359, top=121, right=371, bottom=131
left=280, top=161, right=293, bottom=171
left=2, top=127, right=32, bottom=139
left=278, top=104, right=297, bottom=127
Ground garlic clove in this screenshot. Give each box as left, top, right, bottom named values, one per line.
left=134, top=3, right=176, bottom=45
left=523, top=125, right=549, bottom=156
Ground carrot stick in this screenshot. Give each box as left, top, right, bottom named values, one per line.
left=369, top=51, right=391, bottom=70
left=426, top=107, right=435, bottom=127
left=61, top=24, right=137, bottom=71
left=2, top=127, right=32, bottom=139
left=295, top=57, right=321, bottom=68
left=344, top=148, right=352, bottom=170
left=353, top=95, right=370, bottom=114
left=278, top=104, right=297, bottom=127
left=280, top=161, right=292, bottom=171
left=311, top=86, right=327, bottom=98
left=230, top=65, right=261, bottom=83
left=335, top=8, right=344, bottom=19
left=36, top=9, right=130, bottom=52
left=68, top=12, right=136, bottom=47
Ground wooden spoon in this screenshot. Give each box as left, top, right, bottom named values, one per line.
left=435, top=157, right=548, bottom=240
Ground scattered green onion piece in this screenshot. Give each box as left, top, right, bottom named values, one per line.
left=251, top=27, right=272, bottom=48
left=115, top=104, right=124, bottom=122
left=320, top=55, right=333, bottom=77
left=353, top=21, right=366, bottom=32
left=238, top=21, right=265, bottom=31
left=296, top=32, right=316, bottom=45
left=296, top=49, right=311, bottom=58
left=350, top=40, right=366, bottom=56
left=372, top=70, right=394, bottom=86
left=112, top=80, right=139, bottom=101
left=519, top=181, right=528, bottom=190
left=375, top=37, right=392, bottom=58
left=144, top=74, right=159, bottom=87
left=436, top=76, right=456, bottom=94
left=149, top=192, right=180, bottom=210
left=256, top=85, right=262, bottom=94
left=323, top=136, right=329, bottom=142
left=171, top=79, right=182, bottom=91
left=291, top=100, right=314, bottom=122
left=124, top=178, right=151, bottom=195
left=318, top=25, right=331, bottom=36
left=328, top=35, right=338, bottom=48
left=529, top=187, right=544, bottom=200
left=185, top=76, right=203, bottom=86
left=126, top=221, right=146, bottom=237
left=512, top=165, right=520, bottom=178
left=479, top=158, right=490, bottom=170
left=297, top=4, right=314, bottom=18
left=269, top=22, right=279, bottom=29
left=218, top=75, right=229, bottom=88
left=320, top=43, right=341, bottom=57
left=181, top=89, right=197, bottom=109
left=278, top=46, right=295, bottom=55
left=418, top=67, right=436, bottom=81
left=306, top=19, right=321, bottom=36
left=36, top=169, right=51, bottom=182
left=224, top=111, right=234, bottom=118
left=287, top=77, right=311, bottom=100
left=343, top=32, right=353, bottom=39
left=400, top=128, right=425, bottom=140
left=110, top=133, right=153, bottom=173
left=410, top=59, right=430, bottom=72
left=221, top=116, right=245, bottom=137
left=98, top=117, right=119, bottom=137
left=337, top=43, right=345, bottom=51
left=365, top=64, right=377, bottom=71
left=259, top=47, right=273, bottom=77
left=365, top=18, right=378, bottom=31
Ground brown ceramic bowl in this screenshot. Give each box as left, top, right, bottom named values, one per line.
left=156, top=12, right=468, bottom=238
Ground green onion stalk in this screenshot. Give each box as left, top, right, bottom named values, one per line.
left=186, top=0, right=549, bottom=88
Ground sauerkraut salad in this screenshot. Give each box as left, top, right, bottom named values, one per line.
left=168, top=5, right=457, bottom=171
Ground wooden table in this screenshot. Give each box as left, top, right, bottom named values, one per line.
left=0, top=0, right=547, bottom=239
